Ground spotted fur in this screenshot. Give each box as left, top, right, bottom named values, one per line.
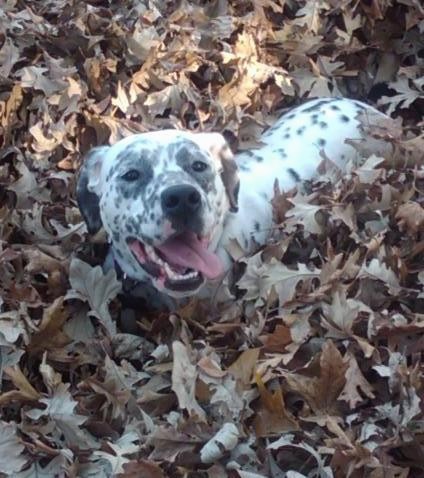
left=77, top=97, right=392, bottom=302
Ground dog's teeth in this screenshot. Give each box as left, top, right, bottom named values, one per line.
left=143, top=242, right=200, bottom=281
left=164, top=262, right=177, bottom=279
left=145, top=245, right=162, bottom=264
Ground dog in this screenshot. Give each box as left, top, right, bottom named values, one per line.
left=76, top=97, right=392, bottom=304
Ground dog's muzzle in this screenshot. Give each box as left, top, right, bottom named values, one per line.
left=126, top=184, right=224, bottom=293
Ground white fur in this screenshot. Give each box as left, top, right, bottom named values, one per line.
left=78, top=97, right=391, bottom=304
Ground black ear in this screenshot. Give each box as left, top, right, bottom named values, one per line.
left=76, top=147, right=108, bottom=234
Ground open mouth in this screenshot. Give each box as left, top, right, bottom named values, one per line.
left=126, top=231, right=224, bottom=292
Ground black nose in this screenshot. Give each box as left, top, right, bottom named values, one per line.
left=161, top=185, right=202, bottom=219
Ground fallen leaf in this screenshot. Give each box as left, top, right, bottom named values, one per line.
left=285, top=340, right=348, bottom=415
left=339, top=352, right=375, bottom=409
left=171, top=341, right=206, bottom=420
left=0, top=421, right=27, bottom=475
left=67, top=258, right=121, bottom=336
left=395, top=201, right=424, bottom=233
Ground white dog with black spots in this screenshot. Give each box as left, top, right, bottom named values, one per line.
left=77, top=97, right=392, bottom=305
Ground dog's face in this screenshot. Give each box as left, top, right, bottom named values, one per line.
left=76, top=130, right=239, bottom=297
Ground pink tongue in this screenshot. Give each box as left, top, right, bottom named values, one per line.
left=157, top=232, right=224, bottom=280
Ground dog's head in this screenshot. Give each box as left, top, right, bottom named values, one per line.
left=76, top=130, right=239, bottom=297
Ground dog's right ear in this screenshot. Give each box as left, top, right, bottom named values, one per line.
left=76, top=146, right=108, bottom=234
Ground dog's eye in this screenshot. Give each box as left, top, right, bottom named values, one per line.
left=192, top=161, right=208, bottom=172
left=121, top=170, right=140, bottom=181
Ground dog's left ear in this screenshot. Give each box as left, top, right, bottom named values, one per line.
left=76, top=146, right=109, bottom=234
left=194, top=133, right=240, bottom=213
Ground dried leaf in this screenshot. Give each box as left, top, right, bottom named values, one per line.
left=171, top=341, right=206, bottom=420
left=67, top=258, right=121, bottom=336
left=0, top=422, right=27, bottom=475
left=339, top=352, right=375, bottom=409
left=285, top=340, right=348, bottom=415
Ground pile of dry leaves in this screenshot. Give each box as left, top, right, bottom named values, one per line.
left=1, top=0, right=424, bottom=476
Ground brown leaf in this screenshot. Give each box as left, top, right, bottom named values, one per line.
left=285, top=340, right=348, bottom=415
left=253, top=374, right=299, bottom=437
left=227, top=348, right=260, bottom=387
left=28, top=297, right=71, bottom=355
left=395, top=201, right=424, bottom=233
left=119, top=460, right=165, bottom=478
left=67, top=258, right=121, bottom=336
left=259, top=324, right=292, bottom=352
left=0, top=365, right=41, bottom=405
left=171, top=341, right=206, bottom=420
left=339, top=352, right=375, bottom=409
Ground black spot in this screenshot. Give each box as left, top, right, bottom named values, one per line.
left=116, top=249, right=124, bottom=259
left=244, top=238, right=249, bottom=248
left=340, top=114, right=350, bottom=122
left=330, top=104, right=340, bottom=111
left=112, top=230, right=120, bottom=243
left=156, top=219, right=161, bottom=226
left=155, top=234, right=161, bottom=240
left=284, top=133, right=290, bottom=139
left=318, top=138, right=326, bottom=147
left=150, top=212, right=155, bottom=221
left=302, top=99, right=331, bottom=113
left=254, top=154, right=264, bottom=162
left=244, top=150, right=256, bottom=157
left=341, top=154, right=346, bottom=160
left=311, top=114, right=319, bottom=124
left=287, top=168, right=301, bottom=182
left=273, top=148, right=287, bottom=158
left=297, top=127, right=306, bottom=135
left=286, top=113, right=296, bottom=119
left=254, top=221, right=260, bottom=232
left=319, top=121, right=328, bottom=129
left=127, top=217, right=138, bottom=233
left=126, top=223, right=133, bottom=234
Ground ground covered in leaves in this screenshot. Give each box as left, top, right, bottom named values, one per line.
left=1, top=0, right=424, bottom=476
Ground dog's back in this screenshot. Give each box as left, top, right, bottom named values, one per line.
left=217, top=97, right=392, bottom=266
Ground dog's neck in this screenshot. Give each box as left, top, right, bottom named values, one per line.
left=215, top=149, right=299, bottom=267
